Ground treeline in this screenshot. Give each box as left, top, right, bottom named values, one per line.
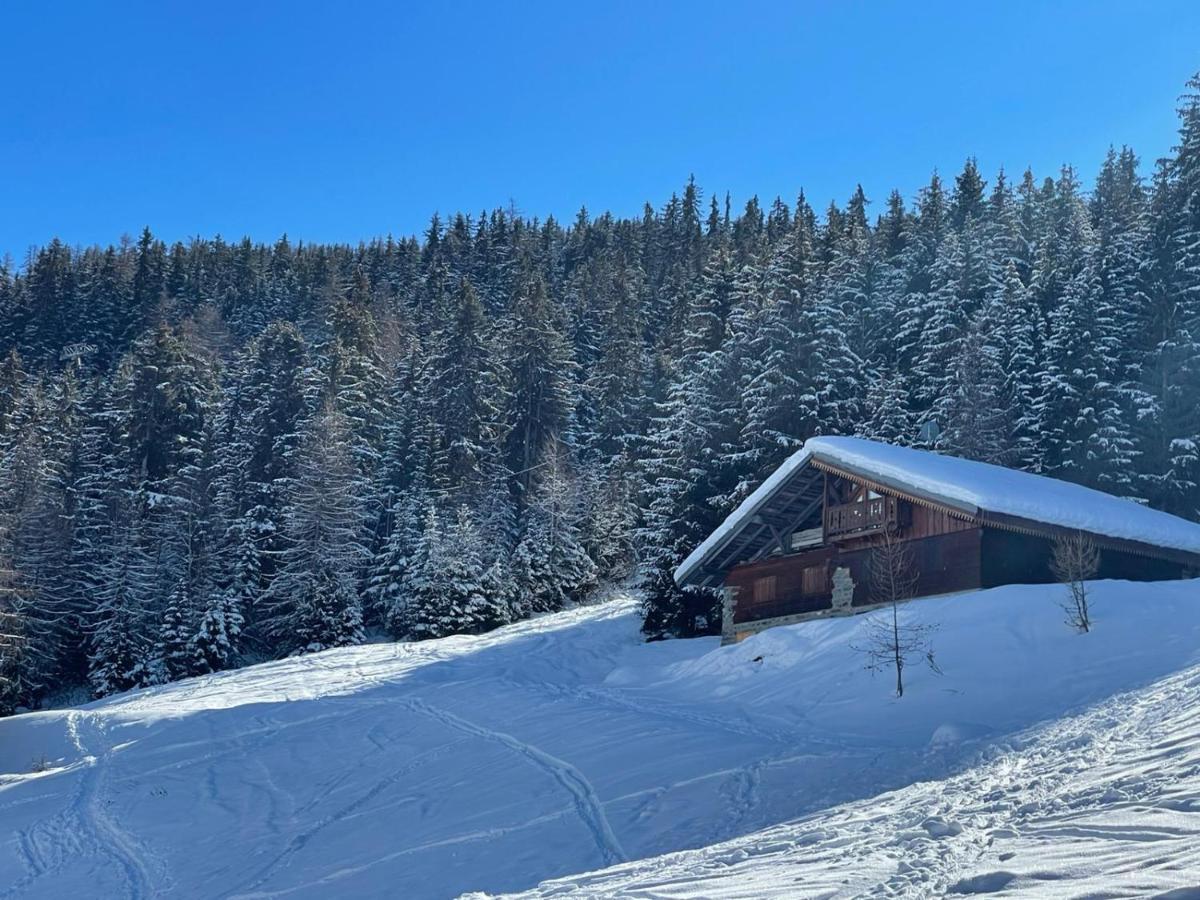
left=1, top=75, right=1199, bottom=712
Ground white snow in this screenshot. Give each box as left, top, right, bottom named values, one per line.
left=675, top=436, right=1200, bottom=586
left=504, top=630, right=1200, bottom=898
left=1, top=580, right=1199, bottom=898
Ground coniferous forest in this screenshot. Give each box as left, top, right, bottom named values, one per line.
left=1, top=75, right=1200, bottom=714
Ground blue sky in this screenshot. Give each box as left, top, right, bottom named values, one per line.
left=3, top=1, right=1198, bottom=261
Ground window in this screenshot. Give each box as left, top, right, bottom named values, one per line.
left=802, top=565, right=827, bottom=595
left=753, top=576, right=777, bottom=604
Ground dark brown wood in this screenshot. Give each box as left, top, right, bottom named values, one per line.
left=730, top=527, right=984, bottom=622
left=728, top=548, right=833, bottom=624
left=821, top=470, right=828, bottom=545
left=981, top=528, right=1190, bottom=586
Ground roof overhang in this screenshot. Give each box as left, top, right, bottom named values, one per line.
left=675, top=449, right=1200, bottom=588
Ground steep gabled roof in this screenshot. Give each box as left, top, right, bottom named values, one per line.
left=675, top=436, right=1200, bottom=588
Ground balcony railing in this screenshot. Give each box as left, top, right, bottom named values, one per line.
left=825, top=496, right=899, bottom=539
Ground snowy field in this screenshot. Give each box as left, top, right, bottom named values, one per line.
left=1, top=581, right=1198, bottom=899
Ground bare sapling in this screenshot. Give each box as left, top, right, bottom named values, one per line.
left=1049, top=530, right=1100, bottom=632
left=854, top=524, right=940, bottom=697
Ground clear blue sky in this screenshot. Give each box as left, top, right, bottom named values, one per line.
left=3, top=1, right=1199, bottom=262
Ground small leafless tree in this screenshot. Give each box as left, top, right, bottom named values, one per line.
left=854, top=525, right=940, bottom=697
left=1049, top=530, right=1100, bottom=632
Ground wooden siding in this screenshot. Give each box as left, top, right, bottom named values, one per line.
left=906, top=503, right=976, bottom=539
left=728, top=528, right=984, bottom=624
left=728, top=548, right=833, bottom=625
left=980, top=529, right=1188, bottom=587
left=829, top=528, right=983, bottom=608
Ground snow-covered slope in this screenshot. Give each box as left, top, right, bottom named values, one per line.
left=501, top=654, right=1200, bottom=899
left=1, top=581, right=1199, bottom=899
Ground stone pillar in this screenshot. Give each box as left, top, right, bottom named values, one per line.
left=720, top=586, right=739, bottom=645
left=831, top=566, right=855, bottom=614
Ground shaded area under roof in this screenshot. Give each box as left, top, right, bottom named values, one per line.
left=676, top=437, right=1200, bottom=588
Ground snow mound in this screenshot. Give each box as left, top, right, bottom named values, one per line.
left=1, top=581, right=1198, bottom=898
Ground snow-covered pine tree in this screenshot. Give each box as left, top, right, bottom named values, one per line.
left=370, top=473, right=432, bottom=637
left=739, top=205, right=823, bottom=473
left=991, top=261, right=1044, bottom=470
left=70, top=324, right=215, bottom=695
left=86, top=490, right=158, bottom=696
left=215, top=322, right=310, bottom=646
left=324, top=270, right=389, bottom=481
left=1143, top=76, right=1200, bottom=514
left=0, top=520, right=22, bottom=714
left=427, top=277, right=507, bottom=492
left=0, top=379, right=72, bottom=703
left=636, top=241, right=742, bottom=638
left=1030, top=167, right=1134, bottom=491
left=408, top=505, right=508, bottom=639
left=579, top=260, right=651, bottom=462
left=0, top=351, right=25, bottom=441
left=857, top=370, right=913, bottom=445
left=579, top=458, right=640, bottom=583
left=911, top=232, right=970, bottom=430
left=939, top=311, right=1013, bottom=465
left=892, top=173, right=950, bottom=421
left=366, top=342, right=447, bottom=634
left=258, top=399, right=367, bottom=655
left=511, top=442, right=598, bottom=615
left=1132, top=160, right=1200, bottom=513
left=501, top=272, right=577, bottom=501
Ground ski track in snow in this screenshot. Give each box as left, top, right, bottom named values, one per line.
left=3, top=712, right=164, bottom=900
left=2, top=583, right=1200, bottom=898
left=504, top=664, right=1200, bottom=899
left=401, top=697, right=629, bottom=869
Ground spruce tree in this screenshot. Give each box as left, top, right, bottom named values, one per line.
left=408, top=506, right=507, bottom=639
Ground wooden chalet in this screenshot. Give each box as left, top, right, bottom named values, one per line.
left=674, top=437, right=1200, bottom=644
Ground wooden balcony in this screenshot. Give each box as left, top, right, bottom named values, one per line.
left=825, top=496, right=899, bottom=540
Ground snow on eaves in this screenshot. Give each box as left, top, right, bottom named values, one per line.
left=675, top=436, right=1200, bottom=586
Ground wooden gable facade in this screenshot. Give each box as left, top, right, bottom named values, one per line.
left=681, top=454, right=1198, bottom=645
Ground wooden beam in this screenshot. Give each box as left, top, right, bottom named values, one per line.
left=821, top=470, right=828, bottom=545
left=749, top=492, right=828, bottom=563
left=711, top=525, right=764, bottom=572
left=766, top=521, right=789, bottom=556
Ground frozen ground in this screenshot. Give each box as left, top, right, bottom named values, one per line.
left=1, top=580, right=1198, bottom=898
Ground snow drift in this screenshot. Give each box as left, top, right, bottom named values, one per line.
left=0, top=580, right=1198, bottom=898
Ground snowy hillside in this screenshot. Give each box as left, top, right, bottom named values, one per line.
left=503, top=621, right=1200, bottom=898
left=1, top=581, right=1199, bottom=899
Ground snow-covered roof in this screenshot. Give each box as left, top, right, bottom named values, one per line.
left=675, top=436, right=1200, bottom=587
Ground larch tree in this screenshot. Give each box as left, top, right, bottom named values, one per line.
left=259, top=400, right=367, bottom=655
